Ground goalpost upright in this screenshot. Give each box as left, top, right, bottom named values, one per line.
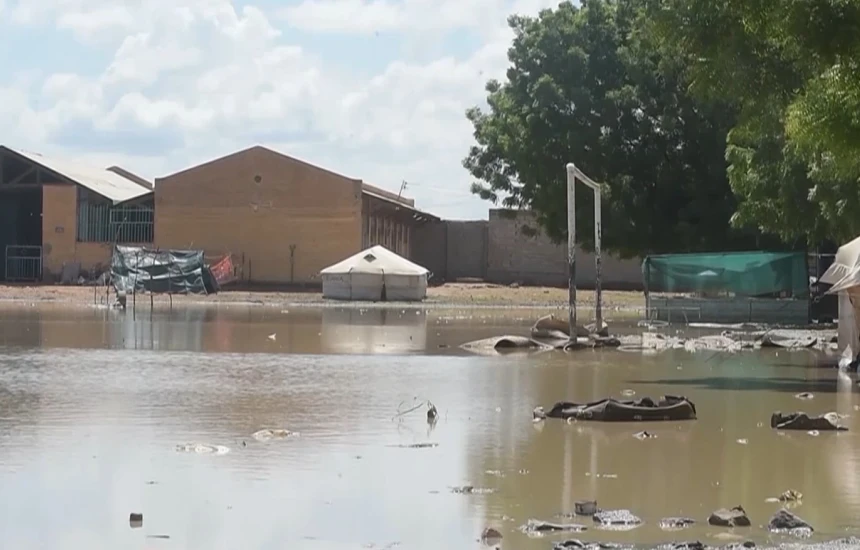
left=565, top=163, right=603, bottom=342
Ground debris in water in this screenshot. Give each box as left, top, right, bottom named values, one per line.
left=659, top=517, right=696, bottom=530
left=621, top=389, right=636, bottom=397
left=387, top=442, right=438, bottom=449
left=480, top=527, right=503, bottom=545
left=129, top=513, right=143, bottom=528
left=267, top=333, right=276, bottom=341
left=427, top=401, right=438, bottom=423
left=768, top=509, right=814, bottom=536
left=592, top=509, right=642, bottom=530
left=633, top=431, right=656, bottom=440
left=766, top=489, right=802, bottom=503
left=518, top=469, right=530, bottom=475
left=175, top=443, right=230, bottom=455
left=519, top=519, right=588, bottom=536
left=575, top=500, right=598, bottom=516
left=736, top=438, right=748, bottom=445
left=808, top=430, right=820, bottom=437
left=485, top=470, right=505, bottom=477
left=795, top=392, right=814, bottom=400
left=707, top=506, right=750, bottom=527
left=252, top=428, right=297, bottom=442
left=451, top=485, right=495, bottom=495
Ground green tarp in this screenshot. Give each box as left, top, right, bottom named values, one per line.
left=643, top=251, right=808, bottom=298
left=111, top=245, right=219, bottom=295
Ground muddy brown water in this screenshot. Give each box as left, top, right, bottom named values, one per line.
left=0, top=303, right=857, bottom=549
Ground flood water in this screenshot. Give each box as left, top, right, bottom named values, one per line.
left=0, top=303, right=857, bottom=549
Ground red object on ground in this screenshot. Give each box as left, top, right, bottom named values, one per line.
left=210, top=254, right=236, bottom=285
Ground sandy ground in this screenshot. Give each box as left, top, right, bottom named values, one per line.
left=0, top=282, right=646, bottom=310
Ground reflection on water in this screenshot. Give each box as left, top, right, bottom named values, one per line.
left=321, top=308, right=427, bottom=354
left=0, top=304, right=858, bottom=549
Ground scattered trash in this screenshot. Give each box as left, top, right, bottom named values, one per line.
left=768, top=509, right=813, bottom=537
left=519, top=519, right=588, bottom=536
left=267, top=333, right=276, bottom=341
left=427, top=401, right=438, bottom=423
left=592, top=509, right=642, bottom=530
left=634, top=431, right=656, bottom=440
left=480, top=527, right=503, bottom=546
left=450, top=485, right=495, bottom=495
left=795, top=392, right=814, bottom=400
left=536, top=396, right=697, bottom=422
left=129, top=513, right=143, bottom=528
left=708, top=506, right=751, bottom=527
left=175, top=443, right=230, bottom=455
left=766, top=489, right=803, bottom=504
left=252, top=428, right=297, bottom=442
left=771, top=411, right=847, bottom=431
left=387, top=442, right=439, bottom=449
left=659, top=517, right=696, bottom=530
left=575, top=500, right=598, bottom=516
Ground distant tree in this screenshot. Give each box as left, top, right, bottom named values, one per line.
left=463, top=0, right=769, bottom=258
left=647, top=0, right=860, bottom=244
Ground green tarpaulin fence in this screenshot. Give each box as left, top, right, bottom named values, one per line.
left=642, top=251, right=809, bottom=298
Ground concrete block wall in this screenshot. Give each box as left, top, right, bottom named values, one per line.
left=412, top=209, right=644, bottom=290
left=486, top=209, right=643, bottom=289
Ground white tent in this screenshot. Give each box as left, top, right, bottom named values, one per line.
left=820, top=235, right=860, bottom=356
left=320, top=245, right=430, bottom=301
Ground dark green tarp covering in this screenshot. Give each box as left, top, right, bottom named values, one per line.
left=111, top=245, right=219, bottom=295
left=643, top=251, right=809, bottom=298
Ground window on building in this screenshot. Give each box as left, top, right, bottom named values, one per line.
left=76, top=188, right=154, bottom=243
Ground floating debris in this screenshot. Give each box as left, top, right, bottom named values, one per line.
left=175, top=443, right=230, bottom=455
left=634, top=431, right=657, bottom=440
left=659, top=517, right=696, bottom=530
left=795, top=392, right=814, bottom=400
left=451, top=485, right=495, bottom=495
left=387, top=442, right=439, bottom=449
left=593, top=510, right=642, bottom=530
left=480, top=527, right=503, bottom=545
left=575, top=501, right=598, bottom=516
left=252, top=428, right=297, bottom=442
left=520, top=519, right=588, bottom=537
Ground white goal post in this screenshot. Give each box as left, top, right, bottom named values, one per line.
left=565, top=163, right=603, bottom=341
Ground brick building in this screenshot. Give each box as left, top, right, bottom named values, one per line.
left=154, top=146, right=436, bottom=285
left=0, top=144, right=436, bottom=285
left=0, top=146, right=154, bottom=282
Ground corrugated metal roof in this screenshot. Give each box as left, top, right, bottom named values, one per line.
left=3, top=147, right=153, bottom=204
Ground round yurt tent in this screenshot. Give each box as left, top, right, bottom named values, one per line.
left=320, top=245, right=430, bottom=301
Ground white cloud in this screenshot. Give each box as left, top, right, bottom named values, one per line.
left=0, top=0, right=560, bottom=219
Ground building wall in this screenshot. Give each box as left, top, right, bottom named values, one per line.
left=411, top=221, right=447, bottom=280
left=411, top=209, right=644, bottom=289
left=487, top=209, right=642, bottom=288
left=155, top=146, right=363, bottom=284
left=361, top=195, right=412, bottom=258
left=41, top=185, right=138, bottom=281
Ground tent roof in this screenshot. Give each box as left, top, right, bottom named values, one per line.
left=320, top=245, right=429, bottom=276
left=821, top=235, right=860, bottom=293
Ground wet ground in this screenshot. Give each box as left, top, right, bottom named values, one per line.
left=0, top=304, right=857, bottom=549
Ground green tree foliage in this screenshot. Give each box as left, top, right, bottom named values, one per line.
left=464, top=0, right=767, bottom=258
left=648, top=0, right=860, bottom=244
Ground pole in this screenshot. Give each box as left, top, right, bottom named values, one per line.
left=566, top=163, right=577, bottom=341
left=593, top=190, right=602, bottom=332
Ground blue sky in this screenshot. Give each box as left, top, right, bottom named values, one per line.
left=0, top=0, right=558, bottom=219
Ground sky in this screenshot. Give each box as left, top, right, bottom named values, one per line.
left=0, top=0, right=562, bottom=220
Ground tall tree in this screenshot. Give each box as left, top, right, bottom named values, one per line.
left=464, top=0, right=767, bottom=258
left=647, top=0, right=860, bottom=244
